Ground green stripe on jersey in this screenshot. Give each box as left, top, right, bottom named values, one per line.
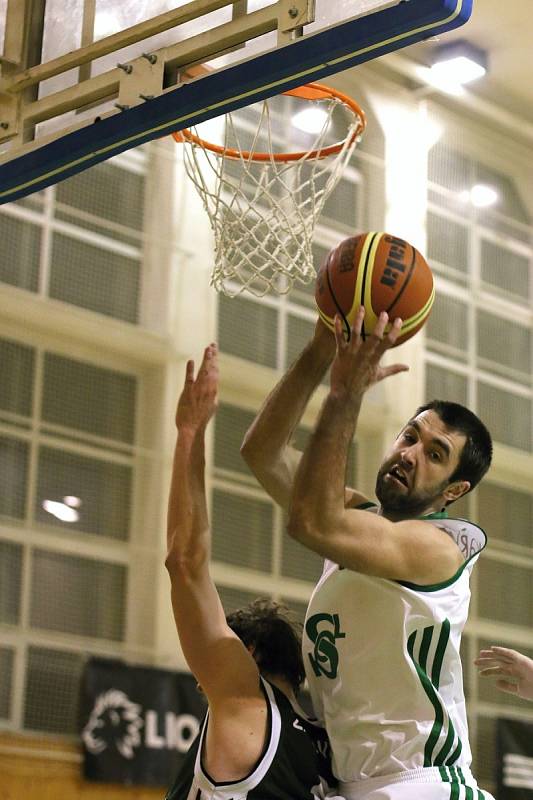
left=407, top=629, right=444, bottom=765
left=432, top=619, right=451, bottom=687
left=408, top=620, right=457, bottom=767
left=419, top=625, right=434, bottom=671
left=434, top=719, right=457, bottom=766
left=446, top=738, right=463, bottom=765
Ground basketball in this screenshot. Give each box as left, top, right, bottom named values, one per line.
left=315, top=232, right=435, bottom=347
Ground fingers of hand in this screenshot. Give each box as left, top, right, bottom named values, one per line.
left=489, top=646, right=519, bottom=660
left=476, top=647, right=516, bottom=663
left=496, top=679, right=519, bottom=695
left=380, top=363, right=409, bottom=380
left=478, top=665, right=514, bottom=677
left=334, top=314, right=346, bottom=348
left=185, top=360, right=195, bottom=384
left=371, top=311, right=389, bottom=342
left=387, top=316, right=403, bottom=346
left=350, top=306, right=365, bottom=341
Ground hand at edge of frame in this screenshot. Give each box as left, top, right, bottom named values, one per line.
left=176, top=343, right=219, bottom=433
left=475, top=645, right=533, bottom=701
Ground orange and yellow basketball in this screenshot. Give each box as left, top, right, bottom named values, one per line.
left=315, top=232, right=434, bottom=347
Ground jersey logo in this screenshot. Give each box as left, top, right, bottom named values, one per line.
left=293, top=718, right=305, bottom=731
left=305, top=613, right=346, bottom=679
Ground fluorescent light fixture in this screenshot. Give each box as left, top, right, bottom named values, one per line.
left=292, top=107, right=329, bottom=134
left=429, top=40, right=488, bottom=86
left=416, top=66, right=466, bottom=97
left=42, top=499, right=80, bottom=523
left=63, top=495, right=82, bottom=508
left=459, top=184, right=498, bottom=208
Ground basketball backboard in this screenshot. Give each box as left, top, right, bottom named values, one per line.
left=0, top=0, right=473, bottom=204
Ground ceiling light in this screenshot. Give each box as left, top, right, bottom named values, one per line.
left=416, top=66, right=466, bottom=97
left=42, top=499, right=80, bottom=523
left=459, top=184, right=499, bottom=208
left=63, top=495, right=82, bottom=508
left=429, top=40, right=488, bottom=86
left=292, top=107, right=329, bottom=134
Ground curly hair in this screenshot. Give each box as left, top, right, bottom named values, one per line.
left=226, top=598, right=305, bottom=693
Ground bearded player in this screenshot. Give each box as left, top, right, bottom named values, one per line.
left=241, top=309, right=495, bottom=799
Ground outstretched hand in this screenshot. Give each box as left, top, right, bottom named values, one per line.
left=176, top=343, right=219, bottom=433
left=329, top=307, right=409, bottom=400
left=475, top=645, right=533, bottom=701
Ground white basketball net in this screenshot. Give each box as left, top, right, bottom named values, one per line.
left=179, top=91, right=365, bottom=296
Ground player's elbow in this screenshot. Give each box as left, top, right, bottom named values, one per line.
left=240, top=432, right=265, bottom=472
left=165, top=543, right=208, bottom=580
left=287, top=502, right=320, bottom=544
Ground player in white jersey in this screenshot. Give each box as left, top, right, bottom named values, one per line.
left=241, top=308, right=495, bottom=799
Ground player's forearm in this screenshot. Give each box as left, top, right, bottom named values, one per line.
left=166, top=428, right=210, bottom=574
left=241, top=333, right=334, bottom=473
left=289, top=392, right=362, bottom=537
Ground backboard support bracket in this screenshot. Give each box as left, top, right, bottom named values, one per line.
left=0, top=0, right=474, bottom=205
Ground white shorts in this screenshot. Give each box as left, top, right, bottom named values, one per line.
left=339, top=766, right=496, bottom=800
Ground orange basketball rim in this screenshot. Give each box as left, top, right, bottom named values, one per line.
left=172, top=83, right=366, bottom=162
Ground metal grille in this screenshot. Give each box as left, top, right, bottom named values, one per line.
left=477, top=310, right=531, bottom=384
left=35, top=446, right=132, bottom=540
left=0, top=214, right=41, bottom=292
left=0, top=435, right=29, bottom=520
left=473, top=716, right=497, bottom=789
left=477, top=558, right=533, bottom=629
left=0, top=337, right=35, bottom=417
left=211, top=489, right=273, bottom=573
left=55, top=160, right=145, bottom=233
left=477, top=482, right=533, bottom=549
left=214, top=403, right=256, bottom=478
left=427, top=211, right=469, bottom=280
left=0, top=540, right=23, bottom=625
left=285, top=314, right=316, bottom=372
left=477, top=381, right=532, bottom=452
left=30, top=549, right=127, bottom=640
left=281, top=533, right=324, bottom=584
left=425, top=363, right=468, bottom=405
left=0, top=647, right=14, bottom=719
left=217, top=585, right=262, bottom=615
left=42, top=353, right=137, bottom=444
left=425, top=293, right=468, bottom=358
left=24, top=647, right=86, bottom=734
left=50, top=233, right=140, bottom=322
left=218, top=294, right=278, bottom=367
left=480, top=238, right=530, bottom=302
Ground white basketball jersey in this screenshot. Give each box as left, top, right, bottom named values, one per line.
left=302, top=509, right=486, bottom=783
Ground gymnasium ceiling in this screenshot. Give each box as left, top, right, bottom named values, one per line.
left=387, top=0, right=533, bottom=131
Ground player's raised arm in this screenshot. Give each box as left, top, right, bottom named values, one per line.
left=241, top=319, right=369, bottom=510
left=287, top=310, right=464, bottom=584
left=165, top=345, right=262, bottom=708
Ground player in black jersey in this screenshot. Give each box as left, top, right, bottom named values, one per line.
left=164, top=343, right=335, bottom=800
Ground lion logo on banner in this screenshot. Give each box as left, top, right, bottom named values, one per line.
left=82, top=689, right=144, bottom=759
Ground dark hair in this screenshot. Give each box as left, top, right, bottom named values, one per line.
left=226, top=598, right=305, bottom=693
left=414, top=400, right=492, bottom=495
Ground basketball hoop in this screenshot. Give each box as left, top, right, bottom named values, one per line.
left=172, top=83, right=366, bottom=297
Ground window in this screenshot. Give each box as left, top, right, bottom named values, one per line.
left=0, top=157, right=146, bottom=324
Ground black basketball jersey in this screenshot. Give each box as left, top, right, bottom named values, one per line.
left=165, top=677, right=334, bottom=800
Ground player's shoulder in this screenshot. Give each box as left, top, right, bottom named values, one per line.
left=345, top=488, right=375, bottom=509
left=422, top=514, right=487, bottom=562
